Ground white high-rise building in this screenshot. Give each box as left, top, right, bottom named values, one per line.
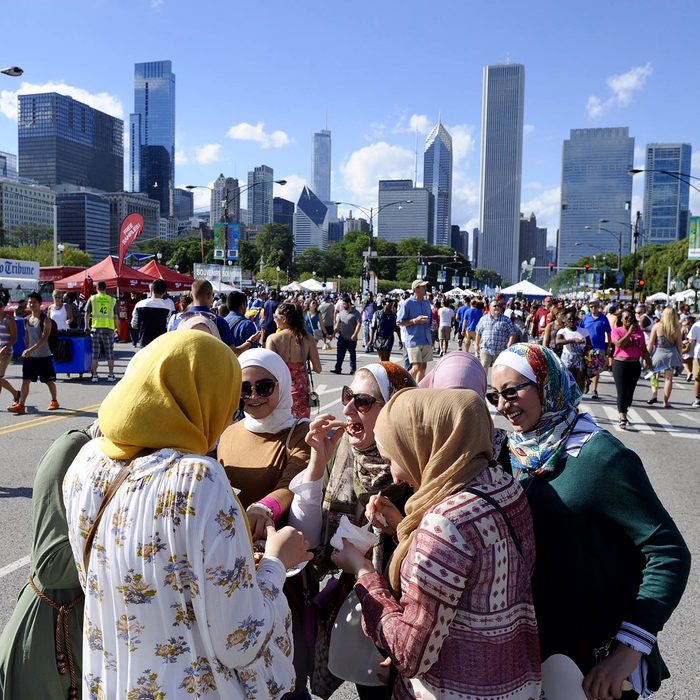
left=293, top=186, right=328, bottom=256
left=210, top=174, right=240, bottom=225
left=312, top=129, right=331, bottom=204
left=479, top=63, right=525, bottom=283
left=377, top=180, right=431, bottom=243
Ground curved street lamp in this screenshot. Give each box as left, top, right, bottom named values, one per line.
left=1, top=66, right=23, bottom=78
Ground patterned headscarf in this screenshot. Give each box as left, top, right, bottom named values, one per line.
left=493, top=343, right=581, bottom=478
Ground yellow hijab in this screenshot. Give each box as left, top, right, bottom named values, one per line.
left=99, top=330, right=241, bottom=460
left=374, top=388, right=493, bottom=590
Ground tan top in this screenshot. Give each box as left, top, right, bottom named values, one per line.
left=217, top=420, right=311, bottom=511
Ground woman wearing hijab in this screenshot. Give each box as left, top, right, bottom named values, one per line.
left=331, top=388, right=541, bottom=700
left=288, top=361, right=415, bottom=700
left=217, top=348, right=313, bottom=700
left=63, top=331, right=311, bottom=700
left=490, top=344, right=690, bottom=700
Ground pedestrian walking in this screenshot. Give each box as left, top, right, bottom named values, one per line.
left=0, top=297, right=19, bottom=406
left=130, top=279, right=172, bottom=347
left=370, top=299, right=397, bottom=362
left=474, top=299, right=517, bottom=370
left=491, top=344, right=690, bottom=700
left=579, top=299, right=611, bottom=399
left=611, top=309, right=651, bottom=429
left=437, top=299, right=455, bottom=356
left=556, top=310, right=591, bottom=391
left=685, top=315, right=700, bottom=407
left=332, top=295, right=361, bottom=375
left=397, top=280, right=433, bottom=381
left=48, top=290, right=74, bottom=331
left=9, top=292, right=59, bottom=414
left=647, top=307, right=683, bottom=408
left=85, top=281, right=119, bottom=383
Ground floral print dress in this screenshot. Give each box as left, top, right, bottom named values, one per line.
left=63, top=441, right=295, bottom=700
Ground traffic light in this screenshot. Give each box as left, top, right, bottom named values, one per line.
left=637, top=270, right=645, bottom=291
left=584, top=263, right=590, bottom=271
left=549, top=263, right=555, bottom=273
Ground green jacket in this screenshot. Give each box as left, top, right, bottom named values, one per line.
left=0, top=429, right=91, bottom=700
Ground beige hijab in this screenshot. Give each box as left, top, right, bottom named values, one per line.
left=374, top=388, right=493, bottom=590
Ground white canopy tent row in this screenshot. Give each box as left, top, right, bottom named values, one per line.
left=499, top=280, right=552, bottom=297
left=299, top=278, right=325, bottom=292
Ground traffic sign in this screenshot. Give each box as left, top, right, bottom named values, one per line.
left=616, top=271, right=623, bottom=285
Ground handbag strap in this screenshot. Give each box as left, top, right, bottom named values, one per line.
left=307, top=359, right=315, bottom=390
left=465, top=487, right=523, bottom=557
left=83, top=463, right=133, bottom=572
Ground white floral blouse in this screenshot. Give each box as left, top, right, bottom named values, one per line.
left=63, top=441, right=294, bottom=700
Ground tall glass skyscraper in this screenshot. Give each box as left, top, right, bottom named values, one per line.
left=17, top=93, right=123, bottom=191
left=247, top=165, right=274, bottom=226
left=312, top=129, right=331, bottom=203
left=479, top=64, right=525, bottom=284
left=423, top=121, right=453, bottom=247
left=642, top=143, right=692, bottom=244
left=130, top=60, right=175, bottom=217
left=293, top=186, right=328, bottom=256
left=558, top=127, right=634, bottom=267
left=0, top=151, right=18, bottom=180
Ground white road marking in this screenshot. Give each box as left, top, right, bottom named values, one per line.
left=0, top=555, right=30, bottom=580
left=647, top=410, right=700, bottom=440
left=602, top=405, right=625, bottom=431
left=625, top=409, right=655, bottom=434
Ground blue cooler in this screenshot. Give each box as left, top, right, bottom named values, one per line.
left=52, top=333, right=92, bottom=377
left=12, top=317, right=25, bottom=358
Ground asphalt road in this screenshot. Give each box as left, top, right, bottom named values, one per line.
left=0, top=341, right=697, bottom=700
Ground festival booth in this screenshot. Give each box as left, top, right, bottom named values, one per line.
left=138, top=260, right=194, bottom=292
left=281, top=281, right=303, bottom=292
left=299, top=278, right=325, bottom=292
left=500, top=280, right=552, bottom=299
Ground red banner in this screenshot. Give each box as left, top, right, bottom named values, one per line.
left=118, top=213, right=145, bottom=272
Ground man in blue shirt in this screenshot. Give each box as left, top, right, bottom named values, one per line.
left=456, top=300, right=470, bottom=351
left=397, top=279, right=433, bottom=381
left=475, top=300, right=516, bottom=369
left=579, top=299, right=611, bottom=399
left=170, top=279, right=236, bottom=349
left=225, top=290, right=262, bottom=356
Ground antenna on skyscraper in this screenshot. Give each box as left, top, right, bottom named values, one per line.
left=414, top=127, right=418, bottom=186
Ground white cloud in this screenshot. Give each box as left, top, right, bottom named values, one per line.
left=586, top=63, right=652, bottom=118
left=523, top=124, right=535, bottom=136
left=448, top=123, right=476, bottom=164
left=274, top=174, right=306, bottom=204
left=691, top=151, right=700, bottom=172
left=364, top=122, right=386, bottom=141
left=226, top=121, right=290, bottom=149
left=151, top=0, right=164, bottom=7
left=194, top=144, right=222, bottom=164
left=175, top=149, right=188, bottom=166
left=521, top=186, right=561, bottom=246
left=393, top=113, right=432, bottom=135
left=633, top=146, right=646, bottom=169
left=0, top=80, right=123, bottom=121
left=339, top=142, right=414, bottom=203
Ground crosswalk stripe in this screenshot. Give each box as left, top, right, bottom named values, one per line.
left=601, top=405, right=624, bottom=432
left=625, top=409, right=655, bottom=434
left=646, top=410, right=700, bottom=440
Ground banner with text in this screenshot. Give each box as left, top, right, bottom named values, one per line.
left=689, top=216, right=700, bottom=260
left=118, top=213, right=145, bottom=272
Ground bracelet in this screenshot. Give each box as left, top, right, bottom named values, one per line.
left=247, top=503, right=274, bottom=520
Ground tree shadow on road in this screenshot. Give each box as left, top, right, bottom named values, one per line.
left=0, top=486, right=32, bottom=499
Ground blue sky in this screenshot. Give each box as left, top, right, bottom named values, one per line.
left=1, top=0, right=699, bottom=246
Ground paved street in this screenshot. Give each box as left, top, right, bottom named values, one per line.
left=0, top=342, right=697, bottom=700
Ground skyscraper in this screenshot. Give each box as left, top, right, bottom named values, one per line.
left=519, top=212, right=548, bottom=287
left=558, top=127, right=634, bottom=267
left=293, top=186, right=328, bottom=256
left=17, top=93, right=123, bottom=191
left=642, top=143, right=692, bottom=244
left=173, top=187, right=194, bottom=222
left=0, top=151, right=17, bottom=180
left=312, top=129, right=331, bottom=203
left=56, top=191, right=110, bottom=261
left=273, top=196, right=294, bottom=232
left=247, top=165, right=274, bottom=226
left=130, top=60, right=176, bottom=217
left=479, top=63, right=525, bottom=283
left=210, top=174, right=241, bottom=225
left=377, top=180, right=431, bottom=243
left=423, top=120, right=453, bottom=246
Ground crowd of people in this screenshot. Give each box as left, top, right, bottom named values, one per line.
left=0, top=274, right=694, bottom=700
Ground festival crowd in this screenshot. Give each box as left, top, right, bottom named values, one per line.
left=0, top=276, right=694, bottom=700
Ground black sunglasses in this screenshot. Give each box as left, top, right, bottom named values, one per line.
left=341, top=385, right=382, bottom=414
left=485, top=381, right=535, bottom=406
left=241, top=379, right=277, bottom=401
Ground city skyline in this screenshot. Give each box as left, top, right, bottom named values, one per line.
left=1, top=1, right=699, bottom=253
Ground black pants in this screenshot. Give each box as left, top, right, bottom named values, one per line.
left=335, top=336, right=357, bottom=373
left=612, top=359, right=641, bottom=413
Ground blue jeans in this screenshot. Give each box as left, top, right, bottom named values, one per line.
left=335, top=335, right=357, bottom=373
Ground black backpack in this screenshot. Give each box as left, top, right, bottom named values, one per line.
left=39, top=312, right=60, bottom=356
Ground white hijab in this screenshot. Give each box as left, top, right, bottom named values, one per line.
left=238, top=348, right=298, bottom=434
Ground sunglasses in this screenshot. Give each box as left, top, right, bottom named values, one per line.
left=485, top=381, right=535, bottom=406
left=240, top=378, right=277, bottom=400
left=341, top=385, right=382, bottom=414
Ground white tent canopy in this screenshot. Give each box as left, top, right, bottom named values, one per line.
left=445, top=287, right=464, bottom=296
left=500, top=280, right=551, bottom=297
left=646, top=292, right=668, bottom=302
left=281, top=281, right=303, bottom=292
left=300, top=278, right=325, bottom=292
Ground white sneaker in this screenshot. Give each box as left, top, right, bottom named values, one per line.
left=91, top=374, right=100, bottom=383
left=692, top=399, right=700, bottom=408
left=107, top=374, right=117, bottom=382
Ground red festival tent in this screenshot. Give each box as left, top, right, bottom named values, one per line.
left=138, top=260, right=194, bottom=291
left=53, top=256, right=156, bottom=294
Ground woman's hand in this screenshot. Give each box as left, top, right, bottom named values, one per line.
left=582, top=644, right=641, bottom=700
left=246, top=507, right=273, bottom=541
left=264, top=525, right=313, bottom=570
left=366, top=495, right=403, bottom=535
left=331, top=539, right=374, bottom=576
left=305, top=414, right=345, bottom=466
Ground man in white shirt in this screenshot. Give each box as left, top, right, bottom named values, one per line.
left=687, top=318, right=700, bottom=408
left=437, top=301, right=455, bottom=357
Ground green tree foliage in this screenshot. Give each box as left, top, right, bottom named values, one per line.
left=0, top=241, right=91, bottom=267
left=8, top=224, right=53, bottom=247
left=239, top=240, right=259, bottom=273
left=253, top=224, right=294, bottom=270
left=163, top=237, right=214, bottom=273
left=470, top=268, right=502, bottom=288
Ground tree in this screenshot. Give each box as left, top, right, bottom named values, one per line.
left=0, top=241, right=91, bottom=267
left=166, top=237, right=214, bottom=273
left=254, top=224, right=294, bottom=271
left=472, top=268, right=503, bottom=288
left=239, top=240, right=259, bottom=273
left=295, top=247, right=327, bottom=276
left=8, top=224, right=53, bottom=247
